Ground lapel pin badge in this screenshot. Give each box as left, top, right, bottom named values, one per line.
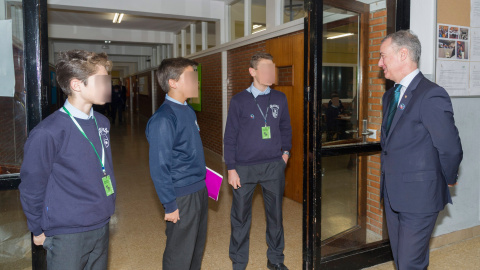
left=399, top=103, right=406, bottom=110
left=250, top=114, right=255, bottom=119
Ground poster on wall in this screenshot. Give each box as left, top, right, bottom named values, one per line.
left=436, top=23, right=473, bottom=96
left=138, top=76, right=149, bottom=96
left=188, top=64, right=202, bottom=112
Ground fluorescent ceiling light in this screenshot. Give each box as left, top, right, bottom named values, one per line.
left=105, top=40, right=111, bottom=44
left=327, top=33, right=354, bottom=39
left=113, top=13, right=119, bottom=23
left=118, top=13, right=124, bottom=23
left=253, top=24, right=263, bottom=29
left=113, top=13, right=124, bottom=23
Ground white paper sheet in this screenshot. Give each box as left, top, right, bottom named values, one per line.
left=436, top=60, right=469, bottom=96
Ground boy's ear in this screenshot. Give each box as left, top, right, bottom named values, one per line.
left=70, top=78, right=83, bottom=93
left=168, top=78, right=177, bottom=90
left=248, top=67, right=256, bottom=77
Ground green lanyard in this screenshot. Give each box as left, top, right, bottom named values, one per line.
left=63, top=106, right=106, bottom=175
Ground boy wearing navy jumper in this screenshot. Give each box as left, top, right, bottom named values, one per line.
left=146, top=58, right=208, bottom=270
left=224, top=52, right=292, bottom=270
left=19, top=50, right=116, bottom=270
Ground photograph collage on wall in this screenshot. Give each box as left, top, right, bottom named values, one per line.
left=438, top=24, right=470, bottom=60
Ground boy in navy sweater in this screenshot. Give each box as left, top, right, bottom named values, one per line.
left=146, top=58, right=208, bottom=270
left=19, top=50, right=115, bottom=269
left=224, top=52, right=292, bottom=270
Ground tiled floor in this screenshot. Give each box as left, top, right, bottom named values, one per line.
left=2, top=112, right=480, bottom=270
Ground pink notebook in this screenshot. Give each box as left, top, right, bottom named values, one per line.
left=205, top=167, right=223, bottom=201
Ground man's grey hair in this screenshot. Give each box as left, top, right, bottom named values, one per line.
left=382, top=30, right=421, bottom=64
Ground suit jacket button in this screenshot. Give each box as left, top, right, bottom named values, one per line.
left=383, top=151, right=388, bottom=155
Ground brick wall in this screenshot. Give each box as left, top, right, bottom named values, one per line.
left=192, top=53, right=223, bottom=155
left=227, top=41, right=267, bottom=106
left=366, top=9, right=387, bottom=238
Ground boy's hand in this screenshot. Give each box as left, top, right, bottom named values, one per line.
left=228, top=169, right=241, bottom=189
left=165, top=209, right=180, bottom=223
left=33, top=233, right=46, bottom=246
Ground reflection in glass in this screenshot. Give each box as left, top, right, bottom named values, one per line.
left=322, top=5, right=359, bottom=144
left=284, top=0, right=305, bottom=23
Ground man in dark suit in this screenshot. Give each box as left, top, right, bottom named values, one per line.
left=378, top=30, right=463, bottom=269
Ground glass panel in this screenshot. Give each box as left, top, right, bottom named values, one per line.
left=321, top=154, right=358, bottom=242
left=322, top=5, right=359, bottom=144
left=0, top=1, right=26, bottom=175
left=1, top=1, right=30, bottom=267
left=252, top=0, right=266, bottom=34
left=186, top=26, right=191, bottom=54
left=195, top=21, right=202, bottom=52
left=283, top=0, right=305, bottom=23
left=176, top=33, right=181, bottom=56
left=321, top=153, right=387, bottom=258
left=230, top=0, right=244, bottom=40
left=208, top=22, right=216, bottom=49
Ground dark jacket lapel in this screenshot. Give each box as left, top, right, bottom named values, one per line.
left=385, top=72, right=424, bottom=143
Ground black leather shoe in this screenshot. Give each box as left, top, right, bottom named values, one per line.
left=267, top=260, right=289, bottom=270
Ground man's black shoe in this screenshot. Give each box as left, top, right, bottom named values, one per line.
left=267, top=260, right=288, bottom=270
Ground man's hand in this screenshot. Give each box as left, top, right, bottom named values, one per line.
left=282, top=154, right=289, bottom=164
left=228, top=169, right=241, bottom=189
left=165, top=209, right=180, bottom=223
left=33, top=233, right=46, bottom=246
left=448, top=183, right=458, bottom=187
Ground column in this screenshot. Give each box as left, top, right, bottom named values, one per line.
left=181, top=29, right=186, bottom=57
left=190, top=23, right=196, bottom=54
left=244, top=0, right=252, bottom=36
left=201, top=22, right=208, bottom=50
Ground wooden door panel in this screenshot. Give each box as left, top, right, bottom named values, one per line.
left=267, top=33, right=304, bottom=203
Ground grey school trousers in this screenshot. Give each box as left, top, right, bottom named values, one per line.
left=163, top=187, right=208, bottom=270
left=229, top=159, right=286, bottom=270
left=42, top=223, right=109, bottom=270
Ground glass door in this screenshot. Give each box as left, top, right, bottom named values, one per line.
left=303, top=0, right=393, bottom=269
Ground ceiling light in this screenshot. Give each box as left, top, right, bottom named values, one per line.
left=253, top=24, right=263, bottom=29
left=327, top=33, right=354, bottom=39
left=113, top=13, right=119, bottom=23
left=105, top=40, right=111, bottom=44
left=118, top=13, right=124, bottom=23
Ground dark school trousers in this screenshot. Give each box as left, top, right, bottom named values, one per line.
left=163, top=187, right=208, bottom=270
left=229, top=159, right=286, bottom=270
left=42, top=223, right=109, bottom=270
left=384, top=187, right=439, bottom=270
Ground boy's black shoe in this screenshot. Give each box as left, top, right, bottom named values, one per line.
left=267, top=260, right=288, bottom=270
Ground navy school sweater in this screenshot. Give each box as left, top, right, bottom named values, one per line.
left=224, top=89, right=292, bottom=170
left=145, top=99, right=206, bottom=214
left=19, top=110, right=116, bottom=237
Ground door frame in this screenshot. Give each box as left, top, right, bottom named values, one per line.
left=302, top=0, right=410, bottom=269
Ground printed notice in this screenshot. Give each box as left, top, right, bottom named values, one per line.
left=436, top=60, right=469, bottom=96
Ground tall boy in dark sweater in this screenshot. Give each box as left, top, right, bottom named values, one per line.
left=146, top=58, right=208, bottom=270
left=224, top=52, right=292, bottom=270
left=19, top=50, right=116, bottom=269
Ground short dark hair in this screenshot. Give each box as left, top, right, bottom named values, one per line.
left=156, top=57, right=198, bottom=93
left=250, top=52, right=273, bottom=69
left=56, top=50, right=112, bottom=96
